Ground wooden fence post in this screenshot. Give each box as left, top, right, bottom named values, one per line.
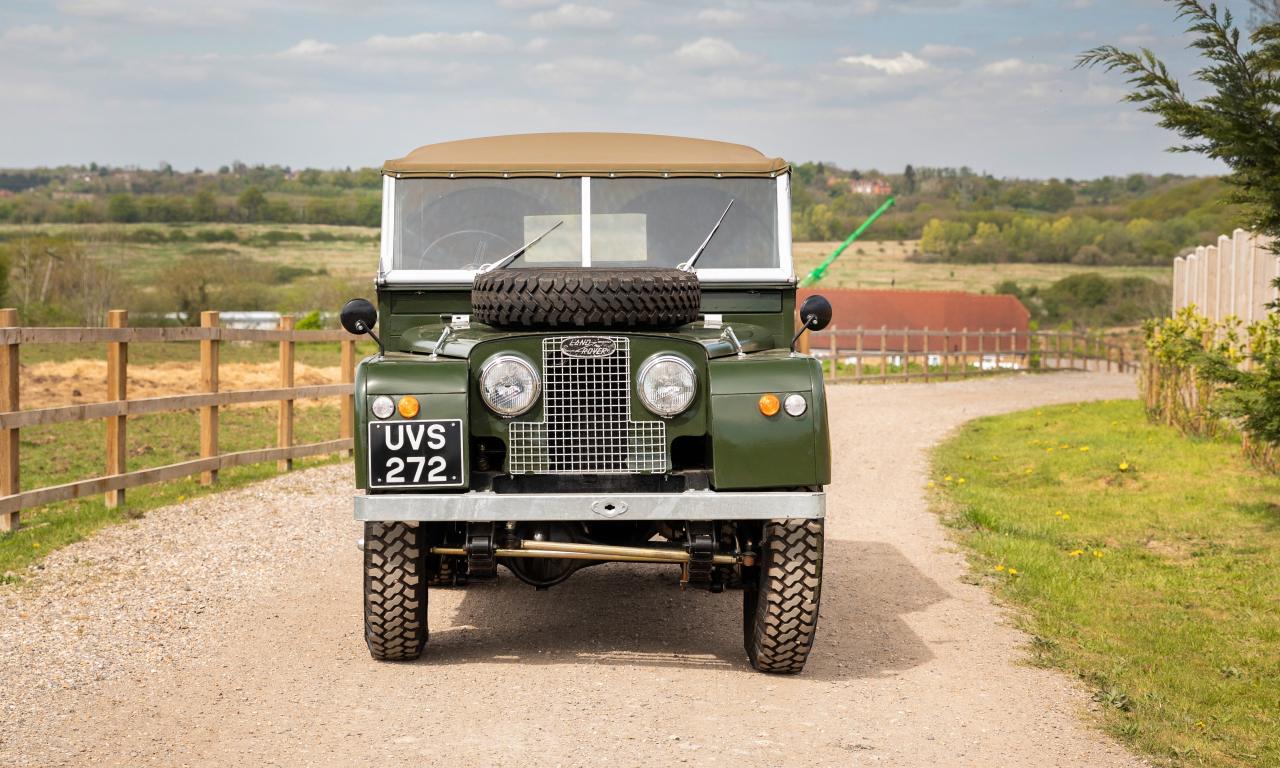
left=854, top=326, right=864, bottom=381
left=922, top=326, right=930, bottom=382
left=902, top=327, right=910, bottom=382
left=341, top=338, right=356, bottom=457
left=879, top=325, right=887, bottom=380
left=961, top=327, right=969, bottom=378
left=828, top=326, right=839, bottom=382
left=943, top=328, right=951, bottom=380
left=1, top=308, right=19, bottom=532
left=278, top=315, right=296, bottom=472
left=200, top=311, right=220, bottom=486
left=105, top=310, right=127, bottom=509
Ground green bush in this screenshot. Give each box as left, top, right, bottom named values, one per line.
left=295, top=310, right=324, bottom=330
left=1142, top=307, right=1279, bottom=470
left=193, top=228, right=239, bottom=243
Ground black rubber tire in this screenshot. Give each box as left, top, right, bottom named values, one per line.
left=363, top=521, right=427, bottom=661
left=471, top=267, right=701, bottom=329
left=743, top=519, right=824, bottom=674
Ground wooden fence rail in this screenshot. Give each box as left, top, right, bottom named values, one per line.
left=0, top=308, right=361, bottom=531
left=808, top=326, right=1137, bottom=384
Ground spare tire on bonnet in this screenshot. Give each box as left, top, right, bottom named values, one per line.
left=471, top=267, right=701, bottom=329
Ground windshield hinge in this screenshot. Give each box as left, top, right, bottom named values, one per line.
left=720, top=325, right=746, bottom=358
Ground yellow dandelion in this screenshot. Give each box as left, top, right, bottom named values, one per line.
left=1060, top=443, right=1070, bottom=449
left=1093, top=550, right=1104, bottom=558
left=957, top=477, right=967, bottom=485
left=1054, top=509, right=1063, bottom=517
left=1061, top=514, right=1070, bottom=521
left=32, top=541, right=40, bottom=549
left=944, top=475, right=953, bottom=482
left=1046, top=447, right=1055, bottom=454
left=994, top=564, right=1005, bottom=572
left=1195, top=721, right=1206, bottom=730
left=1007, top=568, right=1019, bottom=576
left=927, top=481, right=936, bottom=488
left=1079, top=446, right=1090, bottom=452
left=1024, top=468, right=1033, bottom=475
left=1118, top=462, right=1130, bottom=472
left=1069, top=549, right=1084, bottom=557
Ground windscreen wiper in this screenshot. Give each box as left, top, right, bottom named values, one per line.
left=677, top=199, right=734, bottom=272
left=477, top=220, right=564, bottom=273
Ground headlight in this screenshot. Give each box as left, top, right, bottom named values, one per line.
left=480, top=355, right=540, bottom=417
left=371, top=395, right=395, bottom=419
left=638, top=355, right=696, bottom=417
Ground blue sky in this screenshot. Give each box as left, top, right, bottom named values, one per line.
left=0, top=0, right=1253, bottom=177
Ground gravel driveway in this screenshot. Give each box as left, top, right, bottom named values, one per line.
left=1, top=372, right=1145, bottom=767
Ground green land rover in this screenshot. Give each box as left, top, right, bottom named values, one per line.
left=342, top=133, right=833, bottom=673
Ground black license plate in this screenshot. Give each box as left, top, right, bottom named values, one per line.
left=368, top=419, right=465, bottom=489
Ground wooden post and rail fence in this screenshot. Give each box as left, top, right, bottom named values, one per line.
left=807, top=326, right=1137, bottom=383
left=0, top=308, right=361, bottom=532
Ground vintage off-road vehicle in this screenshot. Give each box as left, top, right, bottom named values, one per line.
left=342, top=133, right=833, bottom=673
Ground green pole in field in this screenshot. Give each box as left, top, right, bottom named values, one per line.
left=799, top=196, right=896, bottom=287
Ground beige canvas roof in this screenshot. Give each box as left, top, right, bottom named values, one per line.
left=383, top=132, right=789, bottom=178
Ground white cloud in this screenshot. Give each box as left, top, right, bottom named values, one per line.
left=920, top=43, right=974, bottom=59
left=498, top=0, right=557, bottom=7
left=673, top=37, right=748, bottom=68
left=0, top=24, right=79, bottom=47
left=56, top=0, right=246, bottom=26
left=981, top=57, right=1054, bottom=75
left=277, top=39, right=335, bottom=58
left=694, top=8, right=746, bottom=25
left=840, top=51, right=929, bottom=76
left=528, top=4, right=615, bottom=30
left=629, top=33, right=661, bottom=48
left=363, top=31, right=510, bottom=53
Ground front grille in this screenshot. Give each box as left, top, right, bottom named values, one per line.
left=508, top=336, right=667, bottom=474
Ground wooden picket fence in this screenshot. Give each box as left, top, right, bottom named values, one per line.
left=808, top=326, right=1137, bottom=383
left=0, top=308, right=361, bottom=532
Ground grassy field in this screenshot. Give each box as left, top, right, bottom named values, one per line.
left=793, top=241, right=1172, bottom=293
left=1, top=403, right=348, bottom=581
left=933, top=401, right=1279, bottom=767
left=2, top=223, right=1172, bottom=301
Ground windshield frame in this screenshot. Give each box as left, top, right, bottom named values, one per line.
left=378, top=174, right=793, bottom=285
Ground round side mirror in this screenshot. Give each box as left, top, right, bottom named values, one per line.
left=799, top=295, right=833, bottom=332
left=340, top=298, right=378, bottom=335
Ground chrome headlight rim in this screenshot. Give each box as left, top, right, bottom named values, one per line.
left=637, top=353, right=697, bottom=418
left=479, top=353, right=541, bottom=418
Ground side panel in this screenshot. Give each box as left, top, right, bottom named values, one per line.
left=355, top=356, right=469, bottom=490
left=707, top=353, right=829, bottom=489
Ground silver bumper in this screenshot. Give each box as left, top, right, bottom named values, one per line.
left=354, top=490, right=825, bottom=522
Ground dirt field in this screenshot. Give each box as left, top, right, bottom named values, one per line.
left=0, top=372, right=1146, bottom=767
left=22, top=359, right=342, bottom=410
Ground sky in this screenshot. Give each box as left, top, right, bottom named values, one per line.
left=0, top=0, right=1254, bottom=178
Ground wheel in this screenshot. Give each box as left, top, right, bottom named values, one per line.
left=471, top=267, right=701, bottom=329
left=363, top=521, right=427, bottom=661
left=743, top=519, right=823, bottom=674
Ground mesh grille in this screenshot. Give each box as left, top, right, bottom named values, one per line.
left=508, top=336, right=668, bottom=474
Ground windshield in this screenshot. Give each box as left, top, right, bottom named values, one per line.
left=393, top=178, right=582, bottom=271
left=390, top=176, right=781, bottom=273
left=590, top=178, right=777, bottom=269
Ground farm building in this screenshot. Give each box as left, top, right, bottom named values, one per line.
left=797, top=288, right=1031, bottom=355
left=849, top=179, right=892, bottom=196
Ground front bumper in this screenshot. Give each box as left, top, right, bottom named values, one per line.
left=354, top=490, right=825, bottom=522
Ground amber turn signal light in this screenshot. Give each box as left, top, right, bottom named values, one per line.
left=397, top=395, right=420, bottom=419
left=758, top=393, right=780, bottom=416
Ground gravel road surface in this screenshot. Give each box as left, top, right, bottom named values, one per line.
left=1, top=372, right=1145, bottom=767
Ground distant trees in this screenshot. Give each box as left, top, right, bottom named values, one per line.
left=1081, top=0, right=1280, bottom=243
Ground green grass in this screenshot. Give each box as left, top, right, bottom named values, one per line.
left=0, top=403, right=349, bottom=581
left=932, top=401, right=1280, bottom=767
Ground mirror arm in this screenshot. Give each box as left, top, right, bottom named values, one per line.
left=791, top=314, right=816, bottom=353
left=356, top=320, right=384, bottom=356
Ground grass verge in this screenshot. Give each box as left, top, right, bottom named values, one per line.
left=1, top=403, right=348, bottom=581
left=932, top=400, right=1279, bottom=767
